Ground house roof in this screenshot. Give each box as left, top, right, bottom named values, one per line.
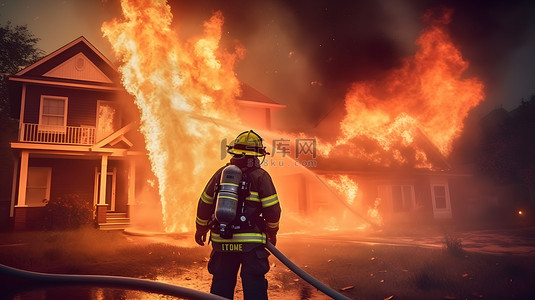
left=15, top=36, right=118, bottom=82
left=237, top=83, right=285, bottom=109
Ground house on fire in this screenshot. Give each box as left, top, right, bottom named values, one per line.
left=7, top=36, right=284, bottom=230
left=274, top=128, right=475, bottom=228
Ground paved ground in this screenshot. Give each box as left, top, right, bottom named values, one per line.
left=294, top=226, right=535, bottom=256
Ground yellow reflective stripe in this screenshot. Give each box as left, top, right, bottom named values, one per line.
left=211, top=232, right=266, bottom=244
left=201, top=192, right=214, bottom=204
left=260, top=194, right=279, bottom=208
left=266, top=221, right=279, bottom=229
left=220, top=183, right=239, bottom=187
left=196, top=216, right=209, bottom=226
left=246, top=191, right=260, bottom=202
left=218, top=196, right=238, bottom=201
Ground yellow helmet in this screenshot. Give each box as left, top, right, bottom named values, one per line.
left=227, top=130, right=268, bottom=157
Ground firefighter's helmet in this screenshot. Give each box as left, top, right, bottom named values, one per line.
left=227, top=130, right=268, bottom=157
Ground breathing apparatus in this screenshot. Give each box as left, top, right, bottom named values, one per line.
left=214, top=130, right=269, bottom=239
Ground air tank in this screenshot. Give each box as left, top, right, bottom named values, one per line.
left=215, top=165, right=242, bottom=238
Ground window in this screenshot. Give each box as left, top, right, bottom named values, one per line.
left=392, top=185, right=414, bottom=212
left=433, top=186, right=447, bottom=209
left=26, top=167, right=51, bottom=207
left=96, top=101, right=121, bottom=141
left=430, top=181, right=452, bottom=219
left=39, top=96, right=68, bottom=132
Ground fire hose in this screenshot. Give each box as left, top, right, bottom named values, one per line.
left=1, top=242, right=350, bottom=300
left=265, top=241, right=350, bottom=300
left=0, top=263, right=226, bottom=300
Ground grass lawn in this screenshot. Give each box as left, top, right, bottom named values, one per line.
left=0, top=227, right=534, bottom=299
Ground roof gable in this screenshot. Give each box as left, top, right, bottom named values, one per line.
left=43, top=52, right=113, bottom=83
left=16, top=36, right=118, bottom=82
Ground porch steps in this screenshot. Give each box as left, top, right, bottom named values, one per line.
left=99, top=212, right=130, bottom=231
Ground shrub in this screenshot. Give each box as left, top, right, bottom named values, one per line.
left=43, top=194, right=93, bottom=230
left=443, top=233, right=464, bottom=257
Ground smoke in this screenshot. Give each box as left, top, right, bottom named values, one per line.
left=167, top=0, right=535, bottom=131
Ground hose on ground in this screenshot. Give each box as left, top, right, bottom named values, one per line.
left=0, top=263, right=226, bottom=300
left=265, top=241, right=351, bottom=300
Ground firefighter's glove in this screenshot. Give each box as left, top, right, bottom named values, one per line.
left=195, top=228, right=209, bottom=246
left=267, top=232, right=277, bottom=246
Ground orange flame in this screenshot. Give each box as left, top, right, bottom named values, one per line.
left=325, top=9, right=484, bottom=166
left=321, top=9, right=484, bottom=225
left=102, top=0, right=243, bottom=232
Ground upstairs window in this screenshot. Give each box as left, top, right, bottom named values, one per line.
left=39, top=96, right=68, bottom=132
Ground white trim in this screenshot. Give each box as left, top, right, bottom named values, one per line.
left=9, top=77, right=123, bottom=91
left=16, top=36, right=116, bottom=76
left=10, top=142, right=134, bottom=157
left=235, top=99, right=286, bottom=109
left=39, top=95, right=68, bottom=132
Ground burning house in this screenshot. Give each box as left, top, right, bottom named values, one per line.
left=7, top=36, right=284, bottom=230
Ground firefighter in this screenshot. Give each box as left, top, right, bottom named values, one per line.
left=195, top=130, right=281, bottom=300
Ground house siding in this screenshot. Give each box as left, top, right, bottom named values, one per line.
left=23, top=85, right=117, bottom=126
left=30, top=158, right=97, bottom=203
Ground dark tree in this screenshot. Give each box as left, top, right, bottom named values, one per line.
left=0, top=22, right=43, bottom=228
left=1, top=22, right=44, bottom=114
left=476, top=95, right=535, bottom=208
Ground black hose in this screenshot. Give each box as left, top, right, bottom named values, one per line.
left=0, top=263, right=227, bottom=300
left=265, top=241, right=351, bottom=300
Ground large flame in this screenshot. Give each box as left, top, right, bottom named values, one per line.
left=102, top=0, right=243, bottom=232
left=102, top=2, right=484, bottom=232
left=332, top=9, right=484, bottom=159
left=323, top=9, right=484, bottom=225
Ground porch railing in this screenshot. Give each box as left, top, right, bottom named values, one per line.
left=20, top=123, right=96, bottom=145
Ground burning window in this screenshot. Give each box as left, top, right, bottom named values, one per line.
left=96, top=102, right=121, bottom=141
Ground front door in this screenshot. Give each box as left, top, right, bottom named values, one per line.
left=94, top=168, right=117, bottom=211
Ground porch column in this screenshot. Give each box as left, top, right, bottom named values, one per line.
left=128, top=159, right=136, bottom=206
left=14, top=151, right=29, bottom=230
left=96, top=154, right=109, bottom=224
left=99, top=155, right=109, bottom=205
left=16, top=151, right=29, bottom=207
left=10, top=157, right=20, bottom=217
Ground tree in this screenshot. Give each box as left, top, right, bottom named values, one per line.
left=476, top=95, right=535, bottom=210
left=0, top=22, right=43, bottom=228
left=1, top=22, right=44, bottom=115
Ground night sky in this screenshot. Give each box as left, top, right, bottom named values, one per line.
left=2, top=0, right=534, bottom=131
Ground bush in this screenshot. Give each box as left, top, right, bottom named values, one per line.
left=443, top=233, right=464, bottom=257
left=43, top=194, right=93, bottom=230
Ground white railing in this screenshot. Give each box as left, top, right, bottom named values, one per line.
left=20, top=123, right=96, bottom=145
